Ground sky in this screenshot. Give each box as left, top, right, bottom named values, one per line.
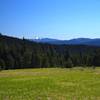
left=0, top=0, right=100, bottom=40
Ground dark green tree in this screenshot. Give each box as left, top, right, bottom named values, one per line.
left=0, top=59, right=5, bottom=70
left=65, top=58, right=73, bottom=68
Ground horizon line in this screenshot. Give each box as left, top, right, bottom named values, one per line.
left=1, top=33, right=100, bottom=41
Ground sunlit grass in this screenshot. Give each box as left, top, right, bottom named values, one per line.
left=0, top=68, right=100, bottom=100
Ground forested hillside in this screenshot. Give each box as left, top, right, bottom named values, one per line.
left=0, top=34, right=100, bottom=70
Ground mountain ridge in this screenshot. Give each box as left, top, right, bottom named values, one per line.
left=31, top=38, right=100, bottom=46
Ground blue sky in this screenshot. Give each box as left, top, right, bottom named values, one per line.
left=0, top=0, right=100, bottom=40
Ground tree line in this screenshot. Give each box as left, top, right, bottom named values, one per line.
left=0, top=34, right=100, bottom=70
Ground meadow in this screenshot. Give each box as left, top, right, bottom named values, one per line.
left=0, top=68, right=100, bottom=100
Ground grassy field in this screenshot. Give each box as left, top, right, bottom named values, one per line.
left=0, top=68, right=100, bottom=100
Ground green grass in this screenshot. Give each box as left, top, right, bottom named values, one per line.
left=0, top=68, right=100, bottom=100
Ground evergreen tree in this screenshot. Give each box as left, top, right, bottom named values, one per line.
left=0, top=59, right=5, bottom=70
left=65, top=58, right=73, bottom=68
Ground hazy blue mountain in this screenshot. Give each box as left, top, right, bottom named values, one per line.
left=31, top=38, right=100, bottom=46
left=33, top=38, right=59, bottom=42
left=83, top=39, right=100, bottom=46
left=30, top=38, right=61, bottom=44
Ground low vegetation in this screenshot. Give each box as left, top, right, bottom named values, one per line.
left=0, top=68, right=100, bottom=100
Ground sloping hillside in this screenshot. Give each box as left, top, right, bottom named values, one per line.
left=0, top=35, right=100, bottom=69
